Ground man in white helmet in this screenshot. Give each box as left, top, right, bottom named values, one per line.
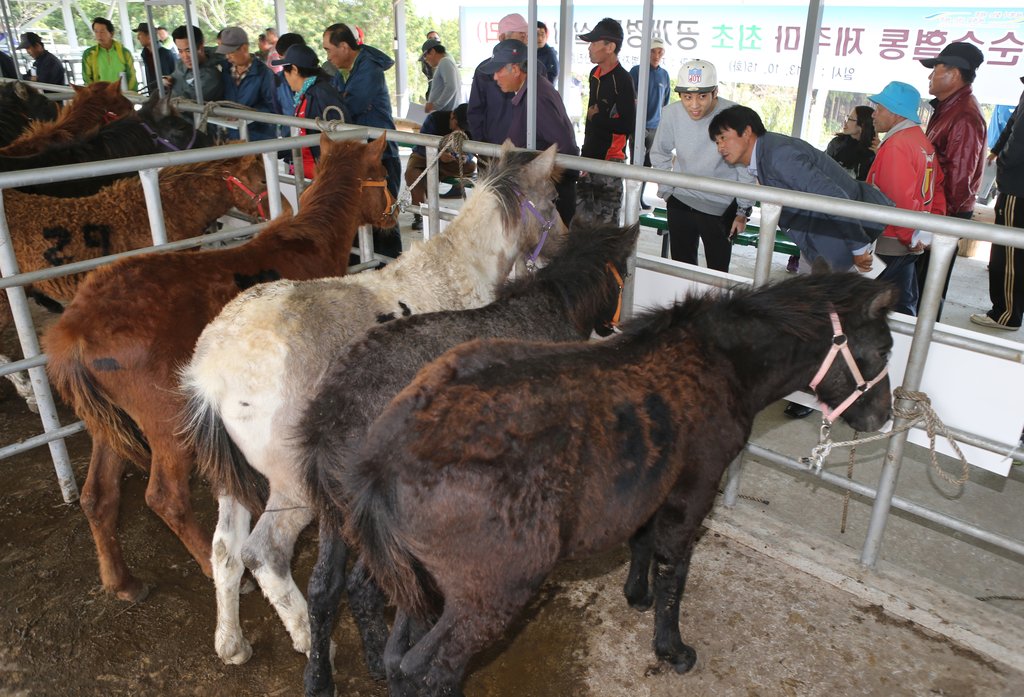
left=649, top=59, right=756, bottom=271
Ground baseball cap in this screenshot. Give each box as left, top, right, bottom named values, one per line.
left=479, top=39, right=527, bottom=75
left=651, top=36, right=666, bottom=50
left=497, top=13, right=528, bottom=36
left=577, top=17, right=624, bottom=47
left=420, top=38, right=442, bottom=59
left=868, top=81, right=922, bottom=124
left=676, top=59, right=718, bottom=93
left=16, top=32, right=41, bottom=49
left=216, top=26, right=248, bottom=54
left=272, top=44, right=320, bottom=69
left=919, top=41, right=984, bottom=71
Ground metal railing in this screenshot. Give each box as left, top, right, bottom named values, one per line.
left=1, top=88, right=1021, bottom=578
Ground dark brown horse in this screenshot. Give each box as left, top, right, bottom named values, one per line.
left=0, top=81, right=133, bottom=156
left=42, top=134, right=394, bottom=604
left=342, top=272, right=897, bottom=696
left=0, top=81, right=58, bottom=148
left=298, top=219, right=638, bottom=695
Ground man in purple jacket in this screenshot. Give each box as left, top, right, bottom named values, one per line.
left=480, top=39, right=579, bottom=225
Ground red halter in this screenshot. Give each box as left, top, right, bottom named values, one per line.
left=808, top=311, right=889, bottom=424
left=223, top=174, right=270, bottom=221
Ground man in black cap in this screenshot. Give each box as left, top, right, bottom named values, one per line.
left=971, top=77, right=1024, bottom=331
left=134, top=23, right=174, bottom=94
left=576, top=17, right=636, bottom=222
left=16, top=32, right=66, bottom=85
left=916, top=41, right=987, bottom=319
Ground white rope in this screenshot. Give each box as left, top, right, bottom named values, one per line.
left=393, top=130, right=469, bottom=217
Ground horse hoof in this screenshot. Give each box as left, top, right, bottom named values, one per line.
left=27, top=400, right=40, bottom=414
left=114, top=580, right=150, bottom=603
left=626, top=592, right=653, bottom=611
left=218, top=637, right=253, bottom=665
left=669, top=645, right=697, bottom=674
left=239, top=576, right=257, bottom=594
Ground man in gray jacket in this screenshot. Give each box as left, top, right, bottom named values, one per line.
left=649, top=59, right=755, bottom=271
left=421, top=38, right=460, bottom=113
left=165, top=25, right=224, bottom=101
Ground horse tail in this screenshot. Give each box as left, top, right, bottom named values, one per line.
left=297, top=414, right=350, bottom=537
left=344, top=459, right=433, bottom=619
left=178, top=375, right=268, bottom=515
left=43, top=328, right=150, bottom=467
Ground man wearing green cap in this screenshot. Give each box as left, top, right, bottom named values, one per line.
left=866, top=81, right=946, bottom=316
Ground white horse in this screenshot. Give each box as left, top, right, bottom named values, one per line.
left=179, top=144, right=563, bottom=668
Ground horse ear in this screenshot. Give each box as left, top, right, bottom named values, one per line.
left=108, top=80, right=121, bottom=95
left=14, top=81, right=29, bottom=101
left=319, top=132, right=333, bottom=154
left=526, top=144, right=558, bottom=179
left=868, top=285, right=899, bottom=318
left=368, top=133, right=387, bottom=158
left=810, top=257, right=830, bottom=275
left=152, top=93, right=174, bottom=121
left=72, top=84, right=83, bottom=94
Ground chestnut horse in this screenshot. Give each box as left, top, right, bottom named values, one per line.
left=43, top=134, right=393, bottom=606
left=342, top=273, right=897, bottom=696
left=298, top=219, right=639, bottom=695
left=179, top=144, right=563, bottom=667
left=2, top=154, right=284, bottom=411
left=0, top=81, right=133, bottom=156
left=0, top=81, right=58, bottom=148
left=1, top=96, right=213, bottom=198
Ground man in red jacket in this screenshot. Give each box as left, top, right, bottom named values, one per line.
left=916, top=41, right=986, bottom=319
left=866, top=81, right=946, bottom=316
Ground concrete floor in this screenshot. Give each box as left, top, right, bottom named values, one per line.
left=397, top=185, right=1024, bottom=682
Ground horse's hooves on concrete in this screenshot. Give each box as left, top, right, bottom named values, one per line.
left=627, top=593, right=653, bottom=612
left=114, top=579, right=151, bottom=603
left=669, top=645, right=697, bottom=674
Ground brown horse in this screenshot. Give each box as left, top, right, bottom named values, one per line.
left=1, top=154, right=286, bottom=411
left=0, top=81, right=133, bottom=156
left=342, top=272, right=897, bottom=696
left=42, top=134, right=394, bottom=604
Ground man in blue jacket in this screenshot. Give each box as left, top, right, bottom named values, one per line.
left=217, top=27, right=277, bottom=141
left=323, top=22, right=402, bottom=258
left=17, top=32, right=66, bottom=85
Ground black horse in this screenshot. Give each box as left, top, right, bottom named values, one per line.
left=291, top=219, right=639, bottom=696
left=0, top=95, right=213, bottom=197
left=0, top=81, right=59, bottom=148
left=342, top=272, right=897, bottom=697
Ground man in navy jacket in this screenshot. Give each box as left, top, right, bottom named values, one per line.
left=218, top=27, right=277, bottom=141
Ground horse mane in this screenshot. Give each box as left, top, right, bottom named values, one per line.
left=475, top=149, right=550, bottom=233
left=497, top=220, right=638, bottom=334
left=290, top=139, right=366, bottom=230
left=622, top=272, right=889, bottom=345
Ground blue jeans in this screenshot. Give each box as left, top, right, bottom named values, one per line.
left=877, top=253, right=919, bottom=316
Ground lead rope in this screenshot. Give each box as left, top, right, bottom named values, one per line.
left=392, top=130, right=469, bottom=218
left=803, top=387, right=970, bottom=487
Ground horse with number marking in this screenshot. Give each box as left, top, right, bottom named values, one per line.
left=341, top=272, right=897, bottom=697
left=178, top=143, right=564, bottom=668
left=2, top=154, right=286, bottom=411
left=42, top=134, right=393, bottom=606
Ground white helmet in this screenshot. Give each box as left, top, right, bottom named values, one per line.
left=675, top=59, right=718, bottom=93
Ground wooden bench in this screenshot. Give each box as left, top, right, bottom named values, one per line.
left=638, top=208, right=800, bottom=258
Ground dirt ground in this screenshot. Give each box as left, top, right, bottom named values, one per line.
left=1, top=320, right=1021, bottom=697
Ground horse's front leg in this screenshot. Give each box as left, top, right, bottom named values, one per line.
left=212, top=494, right=253, bottom=665
left=651, top=548, right=697, bottom=673
left=242, top=490, right=315, bottom=655
left=304, top=519, right=349, bottom=697
left=624, top=517, right=655, bottom=610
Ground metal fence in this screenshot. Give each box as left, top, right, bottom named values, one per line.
left=1, top=87, right=1022, bottom=580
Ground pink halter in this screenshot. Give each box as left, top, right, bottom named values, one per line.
left=808, top=311, right=889, bottom=424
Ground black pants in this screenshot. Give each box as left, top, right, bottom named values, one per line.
left=986, top=192, right=1024, bottom=327
left=372, top=153, right=403, bottom=259
left=915, top=209, right=971, bottom=321
left=555, top=169, right=578, bottom=226
left=666, top=196, right=734, bottom=272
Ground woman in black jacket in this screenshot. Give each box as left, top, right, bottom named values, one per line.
left=825, top=105, right=876, bottom=181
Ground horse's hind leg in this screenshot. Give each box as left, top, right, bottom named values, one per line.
left=624, top=517, right=655, bottom=610
left=144, top=432, right=213, bottom=576
left=80, top=433, right=149, bottom=601
left=242, top=489, right=315, bottom=654
left=304, top=520, right=350, bottom=696
left=347, top=556, right=389, bottom=680
left=212, top=494, right=253, bottom=665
